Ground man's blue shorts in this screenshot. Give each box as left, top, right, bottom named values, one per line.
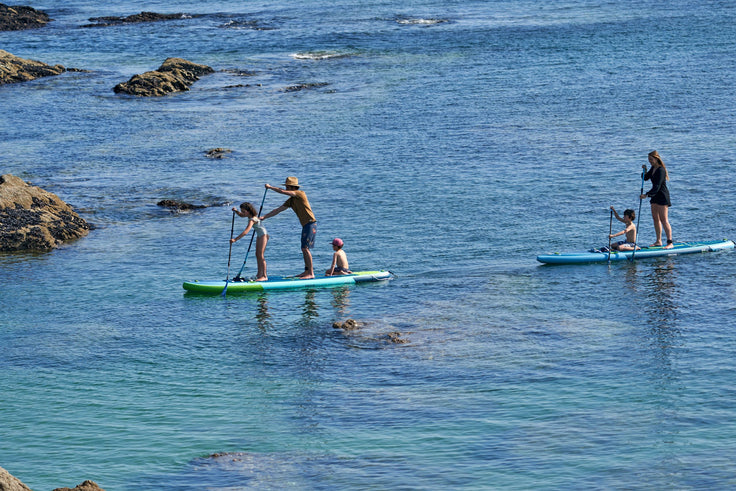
left=301, top=222, right=316, bottom=250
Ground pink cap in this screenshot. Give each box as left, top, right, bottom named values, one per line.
left=331, top=238, right=344, bottom=247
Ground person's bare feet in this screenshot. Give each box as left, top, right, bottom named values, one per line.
left=255, top=276, right=268, bottom=282
left=650, top=242, right=662, bottom=247
left=664, top=242, right=674, bottom=249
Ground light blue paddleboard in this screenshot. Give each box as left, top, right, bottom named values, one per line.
left=537, top=239, right=734, bottom=265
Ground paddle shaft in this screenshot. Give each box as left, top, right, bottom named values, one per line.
left=630, top=168, right=646, bottom=261
left=221, top=210, right=237, bottom=296
left=234, top=188, right=269, bottom=279
left=607, top=208, right=613, bottom=264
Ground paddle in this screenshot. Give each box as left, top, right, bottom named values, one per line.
left=222, top=210, right=237, bottom=296
left=607, top=208, right=613, bottom=264
left=629, top=167, right=646, bottom=262
left=232, top=188, right=269, bottom=282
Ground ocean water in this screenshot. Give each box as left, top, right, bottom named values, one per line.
left=2, top=1, right=736, bottom=489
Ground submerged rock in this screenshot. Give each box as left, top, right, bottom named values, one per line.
left=282, top=82, right=329, bottom=92
left=333, top=318, right=361, bottom=330
left=0, top=3, right=50, bottom=31
left=113, top=57, right=214, bottom=96
left=384, top=331, right=409, bottom=344
left=0, top=174, right=90, bottom=251
left=205, top=148, right=232, bottom=159
left=0, top=49, right=65, bottom=85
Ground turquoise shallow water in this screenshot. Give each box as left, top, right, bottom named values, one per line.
left=2, top=1, right=736, bottom=489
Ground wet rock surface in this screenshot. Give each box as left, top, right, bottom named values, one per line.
left=113, top=57, right=214, bottom=96
left=157, top=199, right=207, bottom=211
left=1, top=465, right=105, bottom=491
left=333, top=318, right=410, bottom=344
left=82, top=11, right=189, bottom=27
left=52, top=480, right=106, bottom=491
left=205, top=148, right=232, bottom=159
left=0, top=174, right=90, bottom=252
left=0, top=49, right=65, bottom=85
left=0, top=3, right=49, bottom=31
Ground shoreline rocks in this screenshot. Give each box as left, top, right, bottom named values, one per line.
left=0, top=49, right=66, bottom=85
left=1, top=465, right=105, bottom=490
left=0, top=174, right=90, bottom=252
left=0, top=3, right=49, bottom=31
left=113, top=57, right=214, bottom=96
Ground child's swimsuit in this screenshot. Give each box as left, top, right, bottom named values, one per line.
left=251, top=217, right=267, bottom=237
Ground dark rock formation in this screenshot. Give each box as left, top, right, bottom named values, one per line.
left=384, top=331, right=409, bottom=344
left=282, top=82, right=329, bottom=92
left=52, top=480, right=106, bottom=491
left=0, top=174, right=90, bottom=252
left=157, top=199, right=206, bottom=211
left=0, top=3, right=50, bottom=31
left=113, top=57, right=214, bottom=96
left=333, top=319, right=360, bottom=330
left=205, top=148, right=232, bottom=159
left=0, top=49, right=65, bottom=85
left=82, top=11, right=187, bottom=27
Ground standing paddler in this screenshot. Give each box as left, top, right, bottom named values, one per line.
left=260, top=176, right=317, bottom=279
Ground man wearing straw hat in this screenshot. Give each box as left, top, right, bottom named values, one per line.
left=262, top=176, right=317, bottom=279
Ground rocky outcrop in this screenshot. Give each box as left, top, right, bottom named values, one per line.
left=53, top=480, right=106, bottom=491
left=82, top=11, right=187, bottom=27
left=282, top=82, right=329, bottom=92
left=0, top=466, right=105, bottom=491
left=157, top=199, right=206, bottom=211
left=0, top=174, right=90, bottom=252
left=0, top=4, right=50, bottom=31
left=333, top=318, right=361, bottom=330
left=205, top=148, right=232, bottom=159
left=0, top=465, right=32, bottom=491
left=0, top=49, right=65, bottom=85
left=113, top=58, right=214, bottom=96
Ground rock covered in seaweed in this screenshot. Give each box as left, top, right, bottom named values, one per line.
left=0, top=49, right=65, bottom=85
left=0, top=3, right=50, bottom=31
left=0, top=174, right=90, bottom=251
left=113, top=57, right=214, bottom=96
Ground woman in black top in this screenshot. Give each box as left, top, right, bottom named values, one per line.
left=640, top=150, right=673, bottom=249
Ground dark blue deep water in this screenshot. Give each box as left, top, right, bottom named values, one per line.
left=2, top=1, right=736, bottom=489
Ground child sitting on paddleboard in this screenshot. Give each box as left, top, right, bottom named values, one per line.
left=231, top=202, right=269, bottom=281
left=326, top=238, right=352, bottom=276
left=608, top=206, right=639, bottom=251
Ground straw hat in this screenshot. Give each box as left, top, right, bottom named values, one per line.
left=284, top=176, right=299, bottom=188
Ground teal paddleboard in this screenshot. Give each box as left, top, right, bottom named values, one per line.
left=537, top=239, right=734, bottom=265
left=183, top=270, right=394, bottom=294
